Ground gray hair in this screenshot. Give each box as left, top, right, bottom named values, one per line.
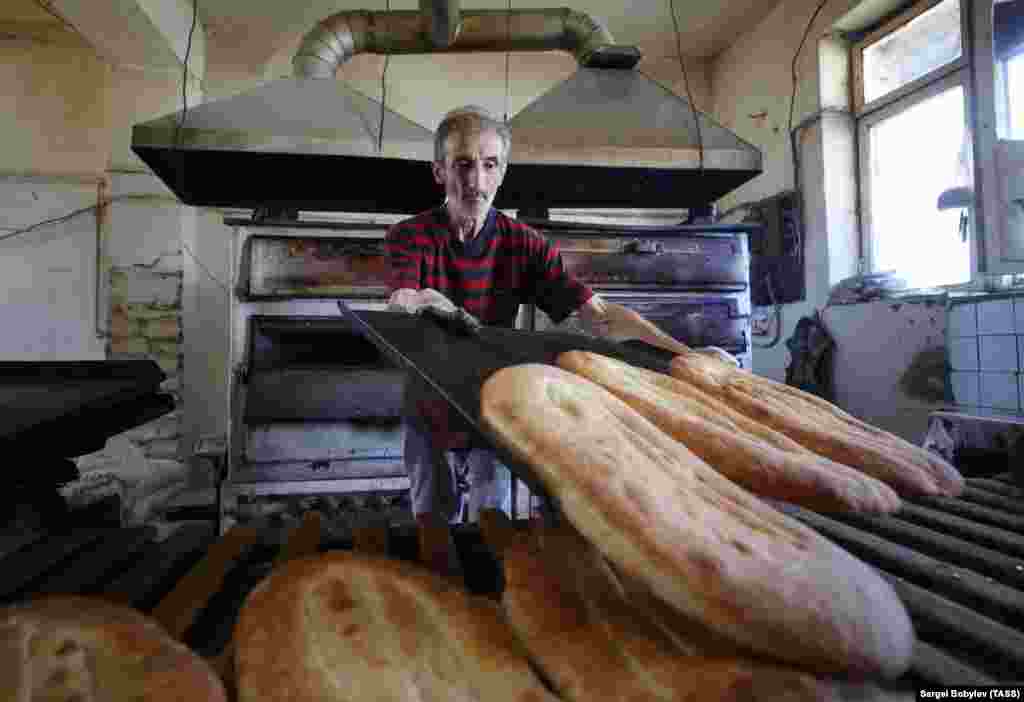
left=434, top=105, right=512, bottom=164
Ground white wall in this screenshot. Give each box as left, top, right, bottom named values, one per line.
left=708, top=0, right=946, bottom=440
left=0, top=177, right=106, bottom=360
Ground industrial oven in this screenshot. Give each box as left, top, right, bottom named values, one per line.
left=216, top=214, right=756, bottom=531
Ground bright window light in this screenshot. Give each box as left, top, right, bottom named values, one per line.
left=1008, top=52, right=1024, bottom=139
left=868, top=85, right=971, bottom=288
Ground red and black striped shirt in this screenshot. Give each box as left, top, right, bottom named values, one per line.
left=386, top=207, right=593, bottom=327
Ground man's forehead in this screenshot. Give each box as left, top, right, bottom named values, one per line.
left=444, top=127, right=504, bottom=160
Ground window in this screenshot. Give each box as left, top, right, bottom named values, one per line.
left=854, top=0, right=973, bottom=288
left=994, top=0, right=1024, bottom=140
left=1006, top=51, right=1024, bottom=139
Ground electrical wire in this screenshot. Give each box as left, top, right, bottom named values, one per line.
left=752, top=273, right=784, bottom=349
left=788, top=0, right=831, bottom=224
left=181, top=241, right=231, bottom=294
left=0, top=204, right=98, bottom=244
left=668, top=0, right=703, bottom=172
left=504, top=0, right=512, bottom=122
left=172, top=0, right=199, bottom=196
left=378, top=0, right=391, bottom=154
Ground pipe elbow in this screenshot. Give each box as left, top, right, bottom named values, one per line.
left=293, top=11, right=367, bottom=78
left=558, top=7, right=615, bottom=63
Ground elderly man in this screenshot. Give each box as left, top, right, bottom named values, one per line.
left=386, top=105, right=702, bottom=532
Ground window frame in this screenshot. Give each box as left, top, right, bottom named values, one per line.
left=852, top=0, right=975, bottom=280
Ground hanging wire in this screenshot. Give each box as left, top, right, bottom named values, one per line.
left=182, top=241, right=231, bottom=294
left=504, top=0, right=512, bottom=122
left=378, top=0, right=391, bottom=153
left=789, top=0, right=831, bottom=201
left=668, top=0, right=703, bottom=172
left=170, top=0, right=199, bottom=197
left=0, top=204, right=98, bottom=244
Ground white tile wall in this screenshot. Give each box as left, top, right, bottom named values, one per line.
left=979, top=372, right=1020, bottom=410
left=950, top=371, right=980, bottom=406
left=948, top=298, right=1023, bottom=412
left=979, top=335, right=1019, bottom=372
left=948, top=303, right=978, bottom=336
left=978, top=299, right=1016, bottom=335
left=949, top=336, right=979, bottom=370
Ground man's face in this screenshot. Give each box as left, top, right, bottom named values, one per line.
left=432, top=126, right=507, bottom=222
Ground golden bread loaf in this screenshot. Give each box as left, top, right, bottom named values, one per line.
left=479, top=363, right=914, bottom=678
left=233, top=551, right=558, bottom=702
left=557, top=351, right=901, bottom=513
left=482, top=511, right=909, bottom=702
left=0, top=596, right=227, bottom=702
left=668, top=351, right=964, bottom=497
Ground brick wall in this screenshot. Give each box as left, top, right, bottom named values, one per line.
left=70, top=252, right=194, bottom=524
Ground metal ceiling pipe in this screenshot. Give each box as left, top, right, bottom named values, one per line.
left=421, top=0, right=461, bottom=48
left=292, top=6, right=633, bottom=79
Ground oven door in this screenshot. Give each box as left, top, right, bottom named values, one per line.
left=530, top=290, right=751, bottom=368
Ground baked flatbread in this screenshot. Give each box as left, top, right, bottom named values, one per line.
left=480, top=364, right=914, bottom=678
left=482, top=511, right=909, bottom=702
left=0, top=596, right=226, bottom=702
left=669, top=351, right=963, bottom=497
left=234, top=551, right=558, bottom=702
left=556, top=351, right=901, bottom=513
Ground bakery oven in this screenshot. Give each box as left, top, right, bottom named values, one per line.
left=214, top=216, right=757, bottom=532
left=526, top=220, right=754, bottom=369
left=221, top=222, right=412, bottom=531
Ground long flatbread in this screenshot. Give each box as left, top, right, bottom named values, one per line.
left=485, top=512, right=907, bottom=701
left=479, top=364, right=914, bottom=678
left=234, top=551, right=558, bottom=702
left=669, top=350, right=964, bottom=497
left=557, top=350, right=901, bottom=513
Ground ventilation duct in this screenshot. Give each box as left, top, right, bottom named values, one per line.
left=131, top=3, right=761, bottom=215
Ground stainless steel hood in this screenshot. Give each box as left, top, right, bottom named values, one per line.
left=130, top=6, right=762, bottom=215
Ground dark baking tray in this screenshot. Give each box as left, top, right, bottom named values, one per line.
left=337, top=306, right=675, bottom=502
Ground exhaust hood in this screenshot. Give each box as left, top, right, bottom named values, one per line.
left=131, top=6, right=762, bottom=215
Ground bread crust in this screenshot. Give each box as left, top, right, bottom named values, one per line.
left=0, top=595, right=226, bottom=702
left=234, top=551, right=557, bottom=702
left=557, top=351, right=901, bottom=513
left=479, top=364, right=914, bottom=678
left=500, top=521, right=906, bottom=702
left=669, top=352, right=964, bottom=497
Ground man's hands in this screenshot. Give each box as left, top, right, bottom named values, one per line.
left=388, top=288, right=458, bottom=315
left=577, top=294, right=740, bottom=366
left=577, top=295, right=691, bottom=356
left=388, top=288, right=481, bottom=336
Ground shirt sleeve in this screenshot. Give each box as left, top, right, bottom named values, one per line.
left=385, top=222, right=423, bottom=293
left=527, top=230, right=594, bottom=324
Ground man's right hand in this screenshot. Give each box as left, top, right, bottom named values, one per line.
left=387, top=288, right=458, bottom=316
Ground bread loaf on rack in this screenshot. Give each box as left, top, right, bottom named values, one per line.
left=668, top=350, right=964, bottom=497
left=0, top=596, right=227, bottom=702
left=234, top=551, right=558, bottom=702
left=480, top=511, right=910, bottom=702
left=480, top=363, right=914, bottom=678
left=557, top=350, right=901, bottom=513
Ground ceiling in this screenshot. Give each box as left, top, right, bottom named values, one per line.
left=5, top=0, right=782, bottom=70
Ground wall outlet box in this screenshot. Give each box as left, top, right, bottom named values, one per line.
left=752, top=312, right=773, bottom=336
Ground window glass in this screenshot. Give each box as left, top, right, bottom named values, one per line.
left=863, top=0, right=962, bottom=104
left=1000, top=51, right=1024, bottom=139
left=868, top=85, right=971, bottom=287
